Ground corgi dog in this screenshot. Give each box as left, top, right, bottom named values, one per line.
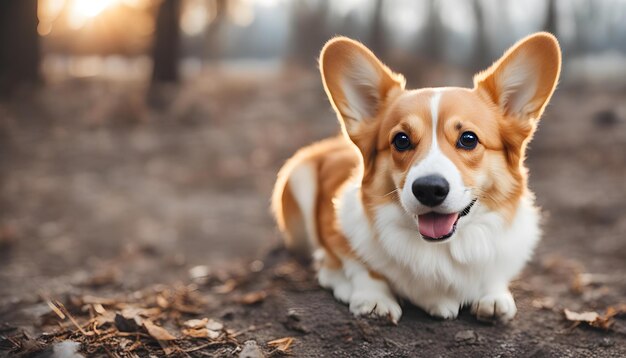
left=272, top=32, right=561, bottom=323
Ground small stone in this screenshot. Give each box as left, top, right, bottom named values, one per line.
left=52, top=341, right=84, bottom=358
left=287, top=308, right=300, bottom=321
left=221, top=309, right=235, bottom=320
left=189, top=265, right=211, bottom=284
left=283, top=308, right=309, bottom=333
left=455, top=330, right=478, bottom=344
left=239, top=340, right=265, bottom=358
left=593, top=109, right=622, bottom=128
left=206, top=319, right=224, bottom=331
left=249, top=260, right=264, bottom=272
left=599, top=337, right=614, bottom=348
left=413, top=339, right=433, bottom=348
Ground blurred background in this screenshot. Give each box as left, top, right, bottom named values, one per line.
left=4, top=0, right=626, bottom=90
left=0, top=0, right=625, bottom=311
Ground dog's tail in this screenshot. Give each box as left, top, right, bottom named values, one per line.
left=271, top=155, right=319, bottom=259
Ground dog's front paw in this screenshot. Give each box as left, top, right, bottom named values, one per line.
left=471, top=291, right=517, bottom=322
left=424, top=299, right=460, bottom=320
left=349, top=290, right=402, bottom=323
left=318, top=267, right=353, bottom=304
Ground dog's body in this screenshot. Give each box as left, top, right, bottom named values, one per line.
left=273, top=33, right=561, bottom=323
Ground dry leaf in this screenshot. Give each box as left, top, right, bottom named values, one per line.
left=268, top=337, right=294, bottom=352
left=564, top=308, right=616, bottom=330
left=182, top=328, right=210, bottom=338
left=47, top=300, right=65, bottom=319
left=81, top=295, right=118, bottom=306
left=612, top=304, right=626, bottom=318
left=564, top=309, right=599, bottom=322
left=181, top=318, right=224, bottom=339
left=214, top=279, right=237, bottom=294
left=140, top=307, right=163, bottom=317
left=183, top=318, right=208, bottom=329
left=93, top=303, right=106, bottom=315
left=119, top=306, right=161, bottom=321
left=156, top=295, right=169, bottom=309
left=273, top=262, right=298, bottom=277
left=182, top=327, right=221, bottom=339
left=206, top=319, right=223, bottom=331
left=239, top=291, right=267, bottom=305
left=531, top=297, right=555, bottom=310
left=162, top=345, right=177, bottom=355
left=94, top=311, right=116, bottom=327
left=206, top=329, right=221, bottom=340
left=591, top=306, right=624, bottom=330
left=120, top=308, right=145, bottom=326
left=144, top=320, right=177, bottom=341
left=51, top=300, right=90, bottom=336
left=591, top=315, right=613, bottom=330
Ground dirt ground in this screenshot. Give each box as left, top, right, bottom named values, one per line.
left=0, top=68, right=625, bottom=357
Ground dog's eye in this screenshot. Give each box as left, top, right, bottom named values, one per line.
left=392, top=132, right=412, bottom=151
left=457, top=131, right=478, bottom=150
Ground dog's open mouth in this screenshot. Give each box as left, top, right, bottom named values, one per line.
left=418, top=199, right=476, bottom=242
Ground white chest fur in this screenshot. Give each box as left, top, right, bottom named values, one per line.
left=336, top=182, right=541, bottom=312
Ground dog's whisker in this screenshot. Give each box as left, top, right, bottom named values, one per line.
left=462, top=187, right=503, bottom=204
left=372, top=188, right=400, bottom=198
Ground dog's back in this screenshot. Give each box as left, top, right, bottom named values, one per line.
left=271, top=136, right=359, bottom=265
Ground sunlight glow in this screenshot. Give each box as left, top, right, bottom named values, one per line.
left=385, top=0, right=428, bottom=38
left=229, top=1, right=255, bottom=27
left=182, top=0, right=209, bottom=35
left=38, top=0, right=64, bottom=35
left=255, top=0, right=280, bottom=7
left=330, top=0, right=362, bottom=17
left=440, top=0, right=475, bottom=35
left=68, top=0, right=120, bottom=29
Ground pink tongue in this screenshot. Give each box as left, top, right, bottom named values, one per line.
left=418, top=212, right=459, bottom=239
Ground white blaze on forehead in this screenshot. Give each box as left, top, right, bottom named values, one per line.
left=398, top=89, right=472, bottom=214
left=429, top=90, right=443, bottom=147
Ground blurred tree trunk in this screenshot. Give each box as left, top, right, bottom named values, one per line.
left=0, top=0, right=40, bottom=97
left=471, top=0, right=488, bottom=71
left=543, top=0, right=558, bottom=35
left=369, top=0, right=385, bottom=56
left=423, top=0, right=444, bottom=61
left=206, top=0, right=228, bottom=60
left=288, top=0, right=330, bottom=66
left=151, top=0, right=181, bottom=83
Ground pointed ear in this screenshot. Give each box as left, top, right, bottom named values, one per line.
left=320, top=37, right=405, bottom=137
left=474, top=32, right=561, bottom=121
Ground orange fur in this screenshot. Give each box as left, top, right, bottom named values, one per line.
left=272, top=136, right=360, bottom=267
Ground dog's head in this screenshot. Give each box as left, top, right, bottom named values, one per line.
left=320, top=33, right=561, bottom=242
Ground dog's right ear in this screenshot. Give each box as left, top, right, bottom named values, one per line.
left=320, top=37, right=405, bottom=138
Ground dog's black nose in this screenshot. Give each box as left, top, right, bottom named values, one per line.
left=412, top=175, right=449, bottom=207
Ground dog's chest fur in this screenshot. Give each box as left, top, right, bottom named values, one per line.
left=337, top=180, right=541, bottom=308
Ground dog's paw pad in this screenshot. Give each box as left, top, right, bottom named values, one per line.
left=471, top=291, right=517, bottom=322
left=349, top=291, right=402, bottom=323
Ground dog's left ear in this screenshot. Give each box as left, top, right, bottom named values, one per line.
left=474, top=32, right=561, bottom=122
left=320, top=37, right=405, bottom=138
